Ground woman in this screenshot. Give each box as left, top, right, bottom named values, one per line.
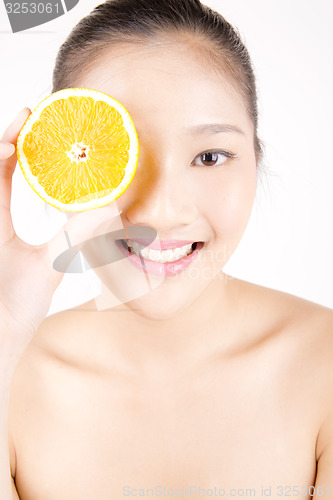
left=1, top=0, right=332, bottom=498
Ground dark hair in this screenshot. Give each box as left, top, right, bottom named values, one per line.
left=52, top=0, right=264, bottom=165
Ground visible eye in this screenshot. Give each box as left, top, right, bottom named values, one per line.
left=192, top=149, right=236, bottom=167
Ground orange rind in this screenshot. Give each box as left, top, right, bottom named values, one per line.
left=17, top=88, right=139, bottom=211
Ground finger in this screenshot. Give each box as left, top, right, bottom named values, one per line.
left=0, top=107, right=31, bottom=181
left=1, top=107, right=31, bottom=144
left=0, top=108, right=31, bottom=244
left=0, top=142, right=16, bottom=158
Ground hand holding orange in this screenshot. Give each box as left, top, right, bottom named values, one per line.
left=0, top=105, right=124, bottom=352
left=16, top=88, right=139, bottom=211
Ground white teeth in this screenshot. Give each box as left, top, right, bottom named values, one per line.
left=125, top=241, right=194, bottom=263
left=148, top=249, right=161, bottom=261
left=160, top=249, right=173, bottom=261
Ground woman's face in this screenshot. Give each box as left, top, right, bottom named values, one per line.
left=77, top=40, right=257, bottom=320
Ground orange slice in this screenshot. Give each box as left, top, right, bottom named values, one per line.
left=16, top=88, right=139, bottom=211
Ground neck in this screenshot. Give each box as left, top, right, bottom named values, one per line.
left=93, top=273, right=243, bottom=376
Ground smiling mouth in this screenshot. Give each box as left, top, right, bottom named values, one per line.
left=120, top=240, right=203, bottom=263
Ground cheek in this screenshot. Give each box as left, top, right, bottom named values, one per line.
left=196, top=168, right=256, bottom=237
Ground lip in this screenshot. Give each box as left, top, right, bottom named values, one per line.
left=115, top=240, right=205, bottom=277
left=122, top=239, right=196, bottom=251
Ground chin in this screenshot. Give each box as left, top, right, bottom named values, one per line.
left=122, top=287, right=191, bottom=321
left=93, top=243, right=223, bottom=320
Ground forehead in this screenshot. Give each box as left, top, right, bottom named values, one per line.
left=78, top=41, right=253, bottom=136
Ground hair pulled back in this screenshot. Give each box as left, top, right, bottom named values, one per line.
left=52, top=0, right=263, bottom=163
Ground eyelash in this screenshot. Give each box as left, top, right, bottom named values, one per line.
left=191, top=149, right=237, bottom=168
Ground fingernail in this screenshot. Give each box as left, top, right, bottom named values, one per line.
left=0, top=142, right=15, bottom=156
left=17, top=107, right=29, bottom=119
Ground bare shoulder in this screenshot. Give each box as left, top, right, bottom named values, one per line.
left=23, top=298, right=99, bottom=363
left=241, top=284, right=333, bottom=395
left=233, top=276, right=333, bottom=384
left=234, top=277, right=333, bottom=334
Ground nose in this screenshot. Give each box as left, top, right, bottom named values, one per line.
left=124, top=152, right=198, bottom=232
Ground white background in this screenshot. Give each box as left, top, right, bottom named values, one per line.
left=0, top=0, right=332, bottom=314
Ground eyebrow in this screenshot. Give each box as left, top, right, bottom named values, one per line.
left=188, top=123, right=245, bottom=136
